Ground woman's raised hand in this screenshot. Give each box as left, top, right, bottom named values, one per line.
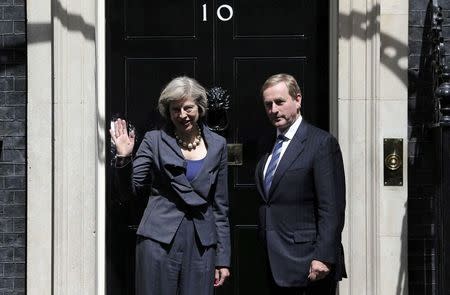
left=110, top=118, right=135, bottom=156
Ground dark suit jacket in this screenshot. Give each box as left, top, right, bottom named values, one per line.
left=116, top=124, right=231, bottom=267
left=255, top=120, right=346, bottom=287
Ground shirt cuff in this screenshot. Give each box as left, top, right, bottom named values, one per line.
left=114, top=155, right=132, bottom=168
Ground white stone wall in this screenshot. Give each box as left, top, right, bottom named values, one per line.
left=338, top=0, right=408, bottom=294
left=27, top=0, right=53, bottom=293
left=27, top=0, right=98, bottom=294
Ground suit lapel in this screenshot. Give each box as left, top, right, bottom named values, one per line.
left=160, top=124, right=221, bottom=172
left=160, top=127, right=185, bottom=161
left=160, top=124, right=222, bottom=202
left=268, top=121, right=308, bottom=198
left=189, top=126, right=223, bottom=198
left=201, top=125, right=221, bottom=172
left=256, top=152, right=270, bottom=202
left=159, top=126, right=208, bottom=205
left=255, top=134, right=275, bottom=202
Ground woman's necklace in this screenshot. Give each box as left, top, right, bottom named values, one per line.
left=175, top=126, right=202, bottom=150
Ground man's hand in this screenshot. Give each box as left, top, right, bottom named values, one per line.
left=308, top=260, right=330, bottom=281
left=214, top=267, right=230, bottom=287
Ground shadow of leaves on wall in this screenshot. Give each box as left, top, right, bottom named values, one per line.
left=339, top=4, right=408, bottom=87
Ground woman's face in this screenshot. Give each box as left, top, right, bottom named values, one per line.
left=169, top=97, right=200, bottom=134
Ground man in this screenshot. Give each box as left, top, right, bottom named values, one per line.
left=255, top=74, right=346, bottom=294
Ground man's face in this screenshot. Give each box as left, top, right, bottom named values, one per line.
left=262, top=82, right=301, bottom=132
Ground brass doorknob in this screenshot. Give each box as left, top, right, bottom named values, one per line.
left=384, top=153, right=402, bottom=171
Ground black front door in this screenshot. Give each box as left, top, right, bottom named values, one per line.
left=106, top=1, right=329, bottom=294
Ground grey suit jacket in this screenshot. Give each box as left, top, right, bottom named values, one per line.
left=255, top=120, right=346, bottom=287
left=116, top=124, right=231, bottom=267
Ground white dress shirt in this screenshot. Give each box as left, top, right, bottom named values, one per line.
left=263, top=115, right=303, bottom=177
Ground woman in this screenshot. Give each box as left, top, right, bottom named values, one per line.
left=110, top=76, right=231, bottom=295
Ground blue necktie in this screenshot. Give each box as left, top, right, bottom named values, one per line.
left=264, top=135, right=286, bottom=195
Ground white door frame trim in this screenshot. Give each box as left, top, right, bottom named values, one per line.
left=26, top=0, right=53, bottom=293
left=96, top=0, right=107, bottom=293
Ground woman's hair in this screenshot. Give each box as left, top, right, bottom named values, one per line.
left=260, top=73, right=302, bottom=99
left=158, top=76, right=208, bottom=119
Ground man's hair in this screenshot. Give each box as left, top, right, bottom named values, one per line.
left=261, top=73, right=302, bottom=99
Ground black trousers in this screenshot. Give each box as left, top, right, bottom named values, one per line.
left=268, top=272, right=337, bottom=295
left=135, top=217, right=216, bottom=295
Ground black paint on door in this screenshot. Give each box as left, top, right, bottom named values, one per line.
left=106, top=1, right=329, bottom=294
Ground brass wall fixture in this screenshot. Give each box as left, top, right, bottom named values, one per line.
left=227, top=143, right=243, bottom=166
left=384, top=138, right=403, bottom=186
left=385, top=153, right=402, bottom=171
